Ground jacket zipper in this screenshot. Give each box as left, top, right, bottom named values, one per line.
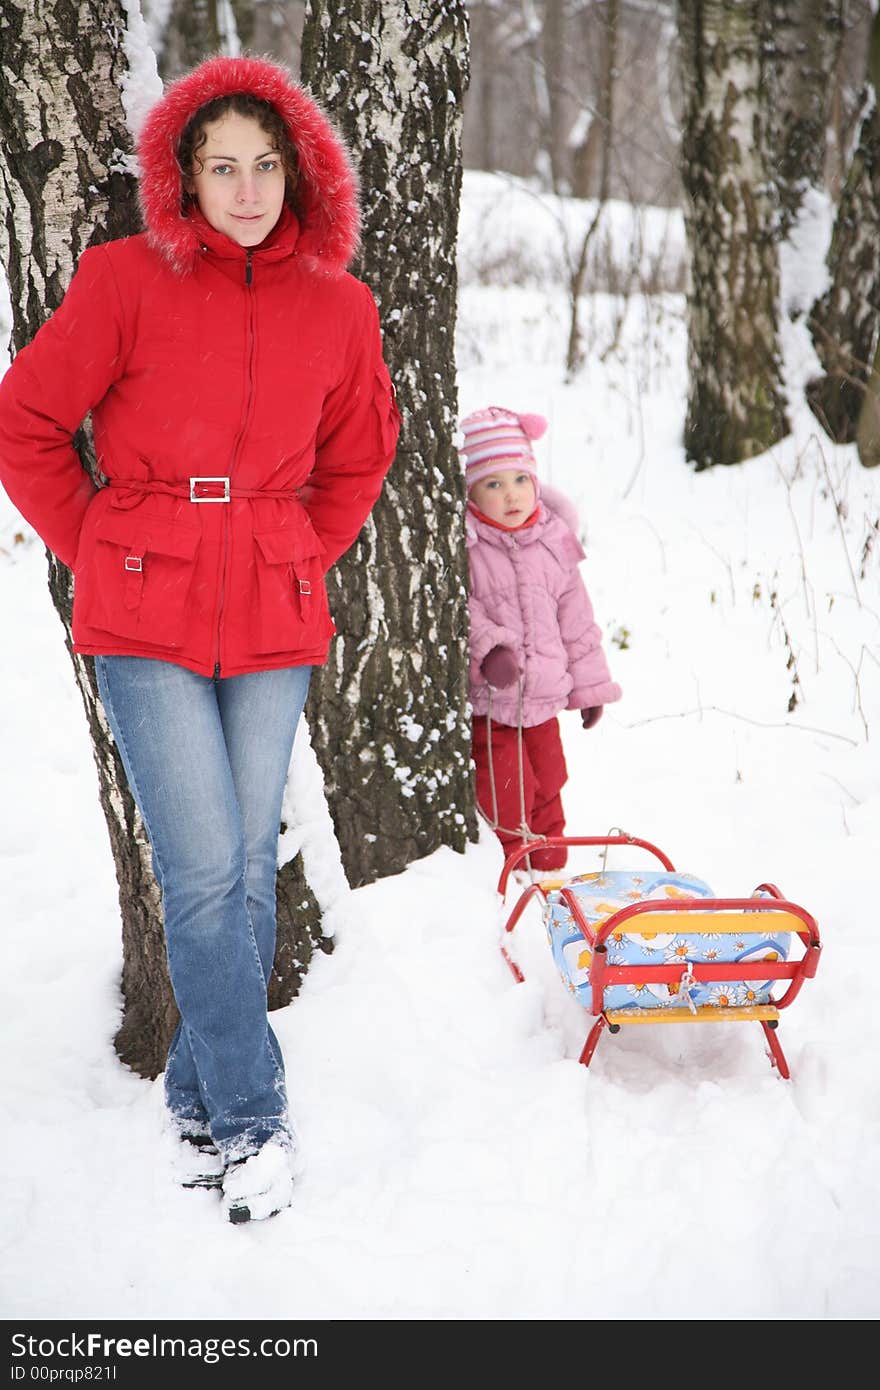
left=214, top=249, right=256, bottom=677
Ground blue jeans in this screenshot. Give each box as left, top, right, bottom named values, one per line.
left=95, top=655, right=311, bottom=1160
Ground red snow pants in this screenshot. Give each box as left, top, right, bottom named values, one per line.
left=472, top=715, right=569, bottom=870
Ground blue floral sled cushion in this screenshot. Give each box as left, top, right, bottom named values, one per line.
left=542, top=870, right=790, bottom=1012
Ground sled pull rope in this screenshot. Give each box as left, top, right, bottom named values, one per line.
left=678, top=965, right=698, bottom=1015
left=600, top=827, right=628, bottom=876
left=479, top=691, right=636, bottom=884
left=479, top=682, right=545, bottom=878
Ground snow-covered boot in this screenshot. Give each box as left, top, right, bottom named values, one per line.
left=174, top=1132, right=225, bottom=1191
left=221, top=1134, right=295, bottom=1224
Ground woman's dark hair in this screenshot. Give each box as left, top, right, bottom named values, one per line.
left=178, top=93, right=300, bottom=212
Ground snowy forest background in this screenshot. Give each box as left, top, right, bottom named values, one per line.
left=146, top=1, right=874, bottom=208
left=1, top=0, right=879, bottom=1323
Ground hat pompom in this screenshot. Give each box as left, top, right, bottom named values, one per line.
left=516, top=413, right=547, bottom=440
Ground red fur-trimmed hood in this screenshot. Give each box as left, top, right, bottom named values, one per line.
left=136, top=54, right=359, bottom=275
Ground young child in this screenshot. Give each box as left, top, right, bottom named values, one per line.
left=461, top=405, right=621, bottom=871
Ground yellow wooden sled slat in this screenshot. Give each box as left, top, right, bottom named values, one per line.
left=607, top=911, right=804, bottom=936
left=606, top=1004, right=781, bottom=1025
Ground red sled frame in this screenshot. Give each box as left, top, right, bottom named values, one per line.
left=498, top=834, right=822, bottom=1078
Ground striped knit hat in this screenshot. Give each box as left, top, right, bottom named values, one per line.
left=459, top=406, right=548, bottom=490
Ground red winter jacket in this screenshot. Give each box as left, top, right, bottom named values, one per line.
left=0, top=57, right=400, bottom=676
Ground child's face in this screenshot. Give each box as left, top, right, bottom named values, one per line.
left=469, top=468, right=536, bottom=528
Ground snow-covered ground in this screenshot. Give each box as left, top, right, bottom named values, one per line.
left=2, top=169, right=879, bottom=1322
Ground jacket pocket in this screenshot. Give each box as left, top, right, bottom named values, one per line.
left=80, top=511, right=201, bottom=648
left=373, top=362, right=401, bottom=456
left=253, top=527, right=335, bottom=654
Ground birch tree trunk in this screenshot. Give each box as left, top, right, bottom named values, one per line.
left=147, top=0, right=233, bottom=80
left=301, top=0, right=477, bottom=886
left=0, top=0, right=327, bottom=1075
left=542, top=0, right=568, bottom=192
left=470, top=0, right=499, bottom=171
left=677, top=0, right=788, bottom=469
left=566, top=0, right=617, bottom=378
left=229, top=0, right=305, bottom=71
left=0, top=0, right=173, bottom=1077
left=806, top=7, right=880, bottom=463
left=763, top=1, right=844, bottom=237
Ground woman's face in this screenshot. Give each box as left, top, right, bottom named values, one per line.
left=187, top=111, right=287, bottom=248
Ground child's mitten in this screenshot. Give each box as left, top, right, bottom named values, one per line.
left=580, top=706, right=603, bottom=730
left=481, top=645, right=520, bottom=689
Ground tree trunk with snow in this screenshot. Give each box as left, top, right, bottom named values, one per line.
left=806, top=8, right=880, bottom=463
left=677, top=0, right=789, bottom=469
left=0, top=0, right=174, bottom=1078
left=763, top=1, right=844, bottom=238
left=300, top=1, right=477, bottom=887
left=0, top=0, right=326, bottom=1075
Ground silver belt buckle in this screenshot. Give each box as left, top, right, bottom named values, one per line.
left=190, top=476, right=230, bottom=502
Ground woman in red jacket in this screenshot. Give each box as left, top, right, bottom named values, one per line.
left=0, top=56, right=400, bottom=1223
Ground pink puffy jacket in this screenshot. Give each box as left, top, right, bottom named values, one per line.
left=467, top=492, right=622, bottom=728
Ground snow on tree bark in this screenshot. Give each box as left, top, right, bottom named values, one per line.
left=300, top=1, right=477, bottom=886
left=763, top=1, right=844, bottom=238
left=807, top=8, right=880, bottom=463
left=0, top=0, right=328, bottom=1076
left=0, top=0, right=178, bottom=1078
left=677, top=0, right=789, bottom=469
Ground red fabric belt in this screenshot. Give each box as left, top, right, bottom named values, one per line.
left=107, top=477, right=296, bottom=502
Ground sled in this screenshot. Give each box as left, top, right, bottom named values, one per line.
left=498, top=834, right=821, bottom=1078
